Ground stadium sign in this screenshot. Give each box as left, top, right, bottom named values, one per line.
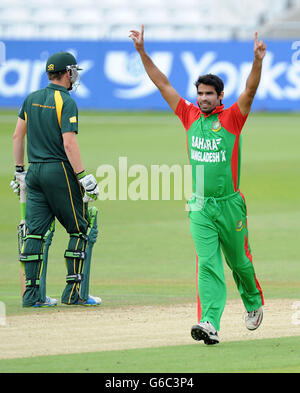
left=0, top=40, right=299, bottom=111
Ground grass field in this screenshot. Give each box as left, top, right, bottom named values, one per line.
left=0, top=109, right=299, bottom=374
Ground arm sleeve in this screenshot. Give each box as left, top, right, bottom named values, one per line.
left=219, top=102, right=248, bottom=136
left=175, top=98, right=201, bottom=131
left=18, top=100, right=26, bottom=120
left=60, top=98, right=79, bottom=134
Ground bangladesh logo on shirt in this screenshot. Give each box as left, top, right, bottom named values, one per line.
left=236, top=220, right=244, bottom=231
left=211, top=120, right=221, bottom=132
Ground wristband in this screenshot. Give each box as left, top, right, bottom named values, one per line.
left=15, top=165, right=25, bottom=173
left=76, top=170, right=86, bottom=180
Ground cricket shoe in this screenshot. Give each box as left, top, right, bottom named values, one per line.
left=33, top=296, right=57, bottom=308
left=245, top=306, right=263, bottom=330
left=191, top=321, right=219, bottom=345
left=75, top=295, right=101, bottom=306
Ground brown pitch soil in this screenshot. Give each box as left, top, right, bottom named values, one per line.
left=0, top=298, right=299, bottom=359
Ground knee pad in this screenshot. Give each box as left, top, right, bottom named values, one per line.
left=19, top=221, right=55, bottom=291
left=64, top=232, right=88, bottom=285
left=20, top=234, right=45, bottom=289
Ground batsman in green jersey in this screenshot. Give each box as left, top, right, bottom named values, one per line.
left=12, top=51, right=101, bottom=307
left=130, top=26, right=266, bottom=344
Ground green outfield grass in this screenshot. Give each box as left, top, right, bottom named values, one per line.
left=0, top=109, right=299, bottom=372
left=1, top=336, right=300, bottom=373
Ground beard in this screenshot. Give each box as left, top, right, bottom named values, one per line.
left=198, top=102, right=214, bottom=113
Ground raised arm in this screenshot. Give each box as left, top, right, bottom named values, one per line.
left=238, top=32, right=266, bottom=116
left=129, top=24, right=181, bottom=112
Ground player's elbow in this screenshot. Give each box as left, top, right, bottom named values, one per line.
left=13, top=131, right=19, bottom=141
left=63, top=132, right=77, bottom=153
left=63, top=139, right=77, bottom=155
left=13, top=118, right=26, bottom=141
left=63, top=141, right=72, bottom=154
left=13, top=130, right=25, bottom=145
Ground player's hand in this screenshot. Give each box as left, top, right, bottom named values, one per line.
left=10, top=166, right=27, bottom=196
left=254, top=32, right=266, bottom=61
left=129, top=24, right=145, bottom=53
left=77, top=172, right=99, bottom=203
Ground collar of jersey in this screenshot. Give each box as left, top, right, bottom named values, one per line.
left=47, top=83, right=70, bottom=94
left=199, top=104, right=224, bottom=118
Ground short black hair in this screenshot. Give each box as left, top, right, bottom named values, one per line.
left=195, top=74, right=224, bottom=97
left=47, top=70, right=67, bottom=81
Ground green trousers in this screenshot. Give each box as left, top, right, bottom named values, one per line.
left=22, top=161, right=88, bottom=306
left=189, top=190, right=264, bottom=331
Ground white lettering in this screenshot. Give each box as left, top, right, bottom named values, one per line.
left=181, top=51, right=217, bottom=98
left=96, top=159, right=192, bottom=202
left=192, top=137, right=222, bottom=151
left=191, top=149, right=221, bottom=163
left=28, top=60, right=45, bottom=92
left=128, top=164, right=148, bottom=201
left=119, top=156, right=128, bottom=200
left=0, top=59, right=30, bottom=96
left=151, top=164, right=182, bottom=200
left=105, top=377, right=139, bottom=391
left=291, top=41, right=300, bottom=66
left=209, top=61, right=238, bottom=97
left=284, top=64, right=300, bottom=100
left=257, top=52, right=287, bottom=99
left=105, top=51, right=173, bottom=99
left=96, top=164, right=116, bottom=200
left=237, top=62, right=252, bottom=95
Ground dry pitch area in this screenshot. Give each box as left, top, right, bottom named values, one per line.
left=0, top=299, right=299, bottom=359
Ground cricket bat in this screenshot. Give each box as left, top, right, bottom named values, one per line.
left=18, top=182, right=26, bottom=296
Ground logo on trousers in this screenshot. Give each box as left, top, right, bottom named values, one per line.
left=236, top=220, right=243, bottom=231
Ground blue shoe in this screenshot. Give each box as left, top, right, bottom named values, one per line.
left=33, top=296, right=57, bottom=308
left=75, top=295, right=101, bottom=306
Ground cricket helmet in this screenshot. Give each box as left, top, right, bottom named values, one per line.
left=46, top=51, right=82, bottom=90
left=46, top=51, right=81, bottom=73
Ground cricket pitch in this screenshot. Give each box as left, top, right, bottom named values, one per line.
left=0, top=299, right=299, bottom=359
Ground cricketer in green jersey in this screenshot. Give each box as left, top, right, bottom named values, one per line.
left=12, top=51, right=101, bottom=307
left=130, top=26, right=266, bottom=344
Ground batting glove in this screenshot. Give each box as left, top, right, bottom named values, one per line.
left=10, top=165, right=27, bottom=196
left=77, top=171, right=99, bottom=203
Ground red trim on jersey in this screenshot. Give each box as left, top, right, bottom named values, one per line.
left=185, top=132, right=190, bottom=163
left=175, top=99, right=248, bottom=136
left=175, top=98, right=201, bottom=131
left=239, top=189, right=246, bottom=206
left=175, top=97, right=249, bottom=195
left=219, top=102, right=248, bottom=136
left=195, top=252, right=202, bottom=323
left=231, top=134, right=240, bottom=192
left=175, top=98, right=198, bottom=162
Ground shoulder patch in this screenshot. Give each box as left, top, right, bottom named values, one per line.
left=69, top=116, right=77, bottom=123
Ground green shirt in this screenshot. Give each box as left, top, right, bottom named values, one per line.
left=18, top=83, right=78, bottom=163
left=175, top=98, right=248, bottom=198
